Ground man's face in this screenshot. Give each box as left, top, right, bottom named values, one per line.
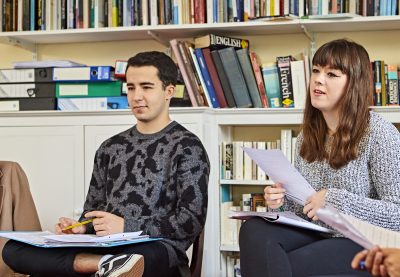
left=126, top=65, right=173, bottom=123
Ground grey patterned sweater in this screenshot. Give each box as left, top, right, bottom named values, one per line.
left=286, top=112, right=400, bottom=232
left=81, top=121, right=210, bottom=267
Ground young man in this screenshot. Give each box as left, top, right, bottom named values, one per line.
left=2, top=51, right=210, bottom=277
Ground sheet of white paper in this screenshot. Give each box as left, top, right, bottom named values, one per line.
left=242, top=147, right=315, bottom=205
left=0, top=231, right=52, bottom=244
left=317, top=207, right=374, bottom=249
left=43, top=231, right=143, bottom=243
left=318, top=207, right=400, bottom=249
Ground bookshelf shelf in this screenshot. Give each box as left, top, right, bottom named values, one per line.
left=0, top=21, right=303, bottom=45
left=220, top=179, right=274, bottom=186
left=1, top=16, right=400, bottom=45
left=220, top=244, right=240, bottom=252
left=302, top=15, right=400, bottom=33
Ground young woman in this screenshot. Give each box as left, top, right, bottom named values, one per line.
left=239, top=39, right=400, bottom=277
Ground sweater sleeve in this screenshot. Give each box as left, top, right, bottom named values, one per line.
left=80, top=148, right=108, bottom=234
left=124, top=141, right=210, bottom=241
left=325, top=118, right=400, bottom=231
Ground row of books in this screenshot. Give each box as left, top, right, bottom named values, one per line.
left=171, top=34, right=309, bottom=108
left=221, top=196, right=268, bottom=247
left=372, top=61, right=400, bottom=106
left=220, top=130, right=296, bottom=181
left=3, top=0, right=400, bottom=33
left=306, top=0, right=399, bottom=17
left=226, top=254, right=241, bottom=277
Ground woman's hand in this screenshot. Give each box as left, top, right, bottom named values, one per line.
left=264, top=183, right=286, bottom=209
left=303, top=189, right=327, bottom=221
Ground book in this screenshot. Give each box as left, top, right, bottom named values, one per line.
left=170, top=39, right=199, bottom=107
left=194, top=48, right=220, bottom=108
left=0, top=230, right=160, bottom=248
left=57, top=96, right=128, bottom=111
left=0, top=83, right=55, bottom=98
left=236, top=48, right=263, bottom=108
left=0, top=68, right=53, bottom=83
left=262, top=62, right=282, bottom=108
left=53, top=66, right=115, bottom=82
left=210, top=49, right=237, bottom=108
left=317, top=206, right=400, bottom=249
left=201, top=47, right=228, bottom=108
left=276, top=55, right=295, bottom=108
left=249, top=51, right=269, bottom=108
left=0, top=97, right=56, bottom=111
left=229, top=210, right=331, bottom=233
left=194, top=33, right=250, bottom=51
left=290, top=59, right=307, bottom=109
left=386, top=64, right=398, bottom=105
left=217, top=47, right=253, bottom=108
left=55, top=81, right=122, bottom=98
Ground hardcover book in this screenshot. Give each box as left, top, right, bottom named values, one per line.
left=217, top=47, right=253, bottom=108
left=194, top=33, right=250, bottom=51
left=276, top=55, right=295, bottom=108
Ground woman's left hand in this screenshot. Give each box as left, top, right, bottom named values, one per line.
left=303, top=189, right=327, bottom=221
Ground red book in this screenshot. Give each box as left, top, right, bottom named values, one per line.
left=249, top=52, right=269, bottom=108
left=201, top=48, right=228, bottom=108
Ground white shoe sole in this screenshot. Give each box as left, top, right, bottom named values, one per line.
left=109, top=255, right=144, bottom=277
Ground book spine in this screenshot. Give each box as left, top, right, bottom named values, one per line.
left=169, top=39, right=199, bottom=107
left=208, top=33, right=250, bottom=50
left=276, top=56, right=295, bottom=108
left=249, top=51, right=269, bottom=108
left=373, top=60, right=382, bottom=106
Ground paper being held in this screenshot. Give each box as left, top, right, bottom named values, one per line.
left=242, top=147, right=315, bottom=205
left=317, top=207, right=400, bottom=249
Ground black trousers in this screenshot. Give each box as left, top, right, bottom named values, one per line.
left=3, top=240, right=180, bottom=277
left=239, top=218, right=372, bottom=277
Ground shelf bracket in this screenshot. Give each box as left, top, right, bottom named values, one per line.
left=147, top=30, right=171, bottom=56
left=300, top=25, right=316, bottom=58
left=6, top=36, right=38, bottom=61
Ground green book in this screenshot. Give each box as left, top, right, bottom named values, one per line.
left=56, top=81, right=122, bottom=98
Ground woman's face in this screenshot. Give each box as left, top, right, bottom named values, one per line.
left=309, top=65, right=348, bottom=117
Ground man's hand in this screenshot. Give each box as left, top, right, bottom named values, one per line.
left=351, top=247, right=388, bottom=277
left=303, top=189, right=327, bottom=221
left=264, top=183, right=286, bottom=209
left=55, top=217, right=86, bottom=234
left=85, top=211, right=124, bottom=236
left=382, top=248, right=400, bottom=277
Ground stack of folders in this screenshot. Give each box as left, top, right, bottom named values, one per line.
left=54, top=66, right=128, bottom=111
left=0, top=67, right=57, bottom=111
left=0, top=66, right=127, bottom=112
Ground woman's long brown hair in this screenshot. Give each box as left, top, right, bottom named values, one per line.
left=300, top=39, right=373, bottom=169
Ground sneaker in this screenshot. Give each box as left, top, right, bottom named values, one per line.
left=96, top=253, right=144, bottom=277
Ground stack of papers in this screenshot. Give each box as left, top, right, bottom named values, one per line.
left=230, top=210, right=331, bottom=233
left=13, top=60, right=86, bottom=69
left=0, top=231, right=160, bottom=248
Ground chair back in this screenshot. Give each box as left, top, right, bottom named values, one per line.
left=190, top=229, right=205, bottom=277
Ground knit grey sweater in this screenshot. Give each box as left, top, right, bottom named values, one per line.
left=82, top=121, right=210, bottom=267
left=287, top=112, right=400, bottom=232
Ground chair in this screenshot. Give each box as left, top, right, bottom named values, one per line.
left=190, top=229, right=205, bottom=277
